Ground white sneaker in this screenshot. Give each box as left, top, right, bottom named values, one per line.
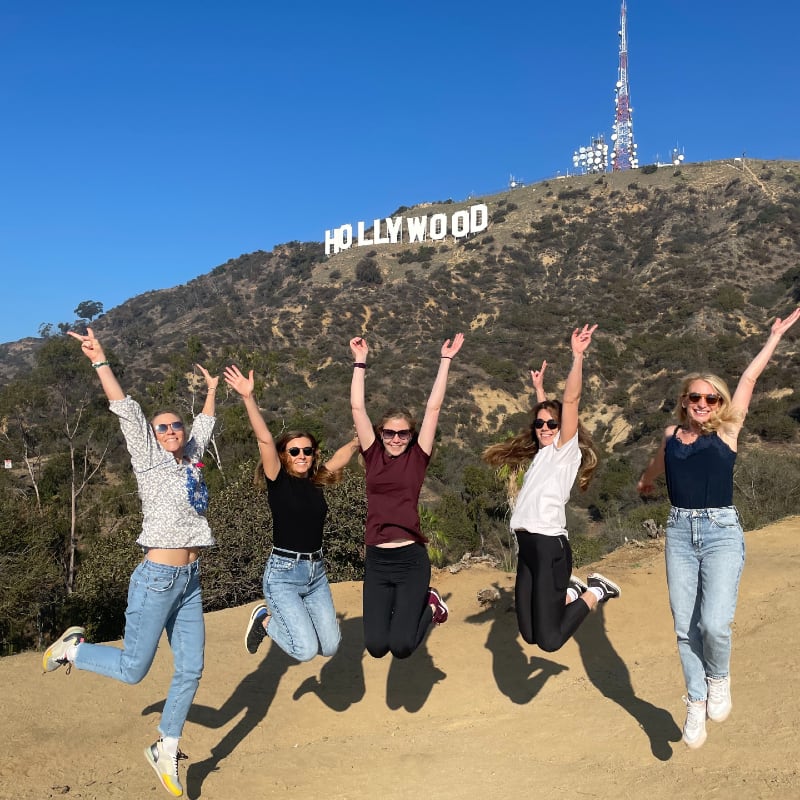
left=682, top=697, right=708, bottom=749
left=144, top=739, right=186, bottom=797
left=42, top=626, right=85, bottom=673
left=707, top=676, right=732, bottom=722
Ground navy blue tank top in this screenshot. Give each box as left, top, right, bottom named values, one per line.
left=664, top=428, right=736, bottom=509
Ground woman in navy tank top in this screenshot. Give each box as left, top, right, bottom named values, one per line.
left=638, top=307, right=800, bottom=750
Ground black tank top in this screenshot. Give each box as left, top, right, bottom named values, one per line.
left=664, top=428, right=736, bottom=509
left=266, top=467, right=328, bottom=552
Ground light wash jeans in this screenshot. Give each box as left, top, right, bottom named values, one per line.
left=263, top=551, right=341, bottom=662
left=665, top=506, right=745, bottom=701
left=74, top=558, right=204, bottom=739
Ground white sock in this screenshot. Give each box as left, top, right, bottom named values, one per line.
left=589, top=586, right=605, bottom=602
left=566, top=587, right=579, bottom=603
left=161, top=737, right=180, bottom=756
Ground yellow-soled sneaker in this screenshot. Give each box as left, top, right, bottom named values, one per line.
left=145, top=740, right=187, bottom=797
left=42, top=626, right=85, bottom=673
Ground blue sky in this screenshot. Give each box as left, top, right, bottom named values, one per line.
left=2, top=1, right=799, bottom=344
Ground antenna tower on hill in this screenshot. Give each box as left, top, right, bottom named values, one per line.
left=610, top=0, right=638, bottom=171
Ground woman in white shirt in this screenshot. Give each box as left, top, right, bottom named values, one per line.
left=483, top=324, right=620, bottom=652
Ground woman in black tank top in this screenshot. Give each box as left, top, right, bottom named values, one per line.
left=638, top=308, right=800, bottom=750
left=224, top=364, right=359, bottom=662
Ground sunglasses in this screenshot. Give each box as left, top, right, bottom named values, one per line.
left=287, top=446, right=314, bottom=457
left=153, top=421, right=184, bottom=434
left=685, top=393, right=721, bottom=406
left=533, top=419, right=559, bottom=430
left=381, top=428, right=412, bottom=441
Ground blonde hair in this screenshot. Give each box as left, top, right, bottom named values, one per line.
left=675, top=373, right=742, bottom=434
left=482, top=400, right=599, bottom=494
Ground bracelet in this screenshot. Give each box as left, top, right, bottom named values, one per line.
left=353, top=362, right=367, bottom=369
left=207, top=387, right=217, bottom=391
left=441, top=356, right=452, bottom=360
left=91, top=361, right=110, bottom=369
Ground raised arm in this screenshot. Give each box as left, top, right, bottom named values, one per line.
left=730, top=308, right=800, bottom=420
left=417, top=333, right=464, bottom=455
left=195, top=364, right=219, bottom=417
left=323, top=435, right=361, bottom=472
left=68, top=327, right=125, bottom=401
left=558, top=324, right=596, bottom=446
left=349, top=337, right=375, bottom=450
left=223, top=365, right=281, bottom=480
left=530, top=359, right=548, bottom=403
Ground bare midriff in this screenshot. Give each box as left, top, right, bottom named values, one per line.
left=376, top=539, right=416, bottom=549
left=145, top=547, right=201, bottom=566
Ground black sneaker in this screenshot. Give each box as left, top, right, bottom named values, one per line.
left=587, top=573, right=621, bottom=601
left=244, top=604, right=269, bottom=654
left=569, top=575, right=589, bottom=595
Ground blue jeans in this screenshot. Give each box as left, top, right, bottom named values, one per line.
left=263, top=552, right=341, bottom=662
left=665, top=506, right=745, bottom=701
left=74, top=558, right=204, bottom=739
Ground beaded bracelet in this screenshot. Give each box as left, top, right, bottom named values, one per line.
left=91, top=361, right=110, bottom=369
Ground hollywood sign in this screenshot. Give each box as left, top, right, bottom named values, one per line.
left=324, top=203, right=489, bottom=255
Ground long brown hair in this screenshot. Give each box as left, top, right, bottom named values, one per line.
left=253, top=430, right=344, bottom=489
left=482, top=400, right=599, bottom=493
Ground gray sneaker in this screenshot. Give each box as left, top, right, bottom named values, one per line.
left=706, top=676, right=732, bottom=722
left=42, top=626, right=85, bottom=673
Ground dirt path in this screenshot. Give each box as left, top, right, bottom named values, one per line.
left=3, top=517, right=799, bottom=799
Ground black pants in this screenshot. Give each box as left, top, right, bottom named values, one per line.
left=515, top=531, right=590, bottom=652
left=363, top=543, right=432, bottom=659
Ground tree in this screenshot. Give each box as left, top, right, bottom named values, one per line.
left=74, top=300, right=104, bottom=322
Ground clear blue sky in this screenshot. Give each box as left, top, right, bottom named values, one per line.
left=2, top=1, right=798, bottom=344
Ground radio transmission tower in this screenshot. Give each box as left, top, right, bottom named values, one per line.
left=610, top=0, right=638, bottom=171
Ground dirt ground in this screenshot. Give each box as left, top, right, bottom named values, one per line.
left=3, top=517, right=799, bottom=800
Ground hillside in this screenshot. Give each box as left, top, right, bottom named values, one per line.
left=3, top=516, right=799, bottom=800
left=3, top=158, right=799, bottom=438
left=1, top=158, right=799, bottom=656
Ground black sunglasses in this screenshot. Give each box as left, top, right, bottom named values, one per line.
left=533, top=419, right=559, bottom=430
left=381, top=428, right=412, bottom=441
left=685, top=393, right=721, bottom=406
left=287, top=446, right=314, bottom=456
left=153, top=421, right=184, bottom=434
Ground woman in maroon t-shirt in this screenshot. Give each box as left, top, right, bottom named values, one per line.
left=350, top=332, right=464, bottom=658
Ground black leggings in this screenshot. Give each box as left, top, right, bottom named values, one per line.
left=515, top=531, right=590, bottom=652
left=363, top=543, right=432, bottom=659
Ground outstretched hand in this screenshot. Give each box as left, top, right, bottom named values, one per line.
left=350, top=336, right=369, bottom=362
left=223, top=365, right=255, bottom=398
left=67, top=326, right=106, bottom=363
left=196, top=364, right=219, bottom=391
left=441, top=332, right=464, bottom=359
left=571, top=324, right=597, bottom=356
left=530, top=359, right=548, bottom=393
left=771, top=307, right=800, bottom=338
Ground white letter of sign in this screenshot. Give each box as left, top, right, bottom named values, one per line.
left=470, top=203, right=489, bottom=234
left=406, top=216, right=428, bottom=243
left=451, top=209, right=470, bottom=238
left=386, top=216, right=403, bottom=243
left=429, top=213, right=447, bottom=241
left=357, top=221, right=373, bottom=247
